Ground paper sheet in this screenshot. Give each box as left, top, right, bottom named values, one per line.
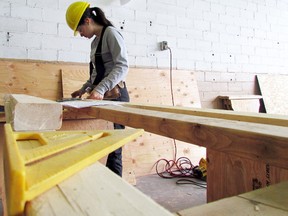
left=59, top=100, right=120, bottom=108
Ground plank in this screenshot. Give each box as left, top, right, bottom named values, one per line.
left=229, top=99, right=260, bottom=112
left=239, top=181, right=288, bottom=211
left=218, top=95, right=262, bottom=113
left=257, top=75, right=288, bottom=115
left=219, top=95, right=263, bottom=100
left=74, top=104, right=288, bottom=170
left=122, top=103, right=288, bottom=127
left=26, top=162, right=173, bottom=216
left=177, top=195, right=288, bottom=216
left=4, top=94, right=62, bottom=131
left=178, top=181, right=288, bottom=216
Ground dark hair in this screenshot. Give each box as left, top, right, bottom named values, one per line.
left=78, top=7, right=114, bottom=28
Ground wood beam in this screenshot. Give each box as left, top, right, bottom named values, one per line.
left=177, top=181, right=288, bottom=216
left=68, top=104, right=288, bottom=170
left=26, top=162, right=172, bottom=216
left=123, top=103, right=288, bottom=127
left=4, top=94, right=62, bottom=131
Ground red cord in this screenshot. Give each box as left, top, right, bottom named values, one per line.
left=154, top=156, right=195, bottom=179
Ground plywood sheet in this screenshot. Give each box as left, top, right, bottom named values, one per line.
left=125, top=68, right=175, bottom=176
left=61, top=69, right=89, bottom=98
left=257, top=75, right=288, bottom=115
left=0, top=60, right=86, bottom=101
left=172, top=70, right=201, bottom=108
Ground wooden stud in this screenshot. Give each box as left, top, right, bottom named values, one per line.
left=4, top=94, right=62, bottom=131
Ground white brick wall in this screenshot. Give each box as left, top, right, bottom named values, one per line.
left=1, top=0, right=288, bottom=108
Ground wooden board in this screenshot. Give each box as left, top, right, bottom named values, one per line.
left=26, top=162, right=173, bottom=216
left=178, top=181, right=288, bottom=216
left=257, top=75, right=288, bottom=115
left=4, top=94, right=62, bottom=131
left=219, top=95, right=262, bottom=113
left=80, top=104, right=288, bottom=170
left=122, top=103, right=288, bottom=126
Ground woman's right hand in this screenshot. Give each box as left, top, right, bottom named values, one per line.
left=71, top=89, right=84, bottom=98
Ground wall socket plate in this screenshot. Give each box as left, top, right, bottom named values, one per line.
left=160, top=41, right=168, bottom=50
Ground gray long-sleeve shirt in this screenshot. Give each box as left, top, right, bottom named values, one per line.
left=81, top=26, right=128, bottom=95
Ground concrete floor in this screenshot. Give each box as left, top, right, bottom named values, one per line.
left=135, top=174, right=207, bottom=213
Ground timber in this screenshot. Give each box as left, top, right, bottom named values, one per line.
left=64, top=102, right=288, bottom=126
left=25, top=162, right=172, bottom=216
left=122, top=103, right=288, bottom=126
left=177, top=181, right=288, bottom=216
left=65, top=104, right=288, bottom=170
left=4, top=94, right=62, bottom=131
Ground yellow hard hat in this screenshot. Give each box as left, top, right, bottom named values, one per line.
left=66, top=1, right=90, bottom=36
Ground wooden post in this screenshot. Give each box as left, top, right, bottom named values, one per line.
left=4, top=94, right=62, bottom=131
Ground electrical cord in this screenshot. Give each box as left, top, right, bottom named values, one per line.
left=168, top=47, right=175, bottom=107
left=176, top=179, right=207, bottom=188
left=153, top=46, right=207, bottom=189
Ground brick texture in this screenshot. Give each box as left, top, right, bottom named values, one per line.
left=1, top=0, right=288, bottom=108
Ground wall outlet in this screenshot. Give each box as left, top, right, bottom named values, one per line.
left=160, top=41, right=168, bottom=50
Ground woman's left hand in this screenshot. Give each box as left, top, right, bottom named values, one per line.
left=87, top=91, right=104, bottom=100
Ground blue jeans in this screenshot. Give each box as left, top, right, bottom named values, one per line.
left=106, top=83, right=129, bottom=176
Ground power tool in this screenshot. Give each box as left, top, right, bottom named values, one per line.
left=193, top=158, right=207, bottom=180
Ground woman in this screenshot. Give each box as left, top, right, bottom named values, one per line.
left=66, top=1, right=130, bottom=177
